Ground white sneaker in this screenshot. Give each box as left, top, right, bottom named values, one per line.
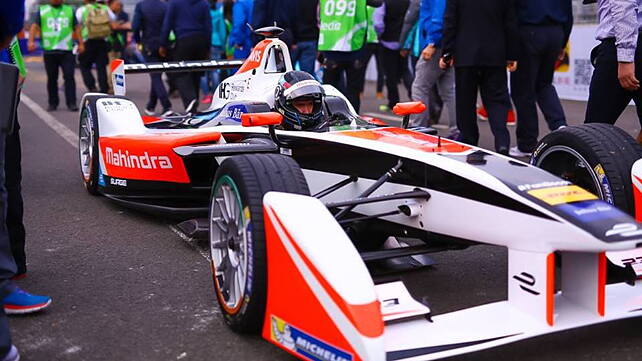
left=144, top=108, right=156, bottom=116
left=555, top=125, right=567, bottom=130
left=161, top=109, right=174, bottom=117
left=509, top=146, right=532, bottom=157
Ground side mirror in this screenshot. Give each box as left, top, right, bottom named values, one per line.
left=241, top=112, right=283, bottom=127
left=392, top=101, right=426, bottom=129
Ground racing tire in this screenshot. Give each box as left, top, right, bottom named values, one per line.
left=209, top=154, right=310, bottom=334
left=78, top=95, right=103, bottom=195
left=531, top=124, right=642, bottom=215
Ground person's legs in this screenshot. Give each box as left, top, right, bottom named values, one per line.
left=373, top=44, right=385, bottom=94
left=43, top=53, right=60, bottom=108
left=511, top=26, right=539, bottom=152
left=481, top=67, right=511, bottom=153
left=299, top=41, right=318, bottom=77
left=94, top=40, right=110, bottom=94
left=357, top=45, right=374, bottom=94
left=61, top=52, right=77, bottom=109
left=4, top=118, right=24, bottom=276
left=78, top=40, right=97, bottom=92
left=380, top=46, right=401, bottom=108
left=536, top=25, right=567, bottom=131
left=346, top=59, right=365, bottom=113
left=455, top=67, right=481, bottom=146
left=436, top=65, right=457, bottom=131
left=410, top=57, right=432, bottom=127
left=586, top=40, right=633, bottom=124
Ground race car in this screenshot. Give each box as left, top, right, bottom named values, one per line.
left=78, top=26, right=642, bottom=360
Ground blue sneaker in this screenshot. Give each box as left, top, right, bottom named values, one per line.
left=3, top=288, right=51, bottom=315
left=1, top=345, right=18, bottom=361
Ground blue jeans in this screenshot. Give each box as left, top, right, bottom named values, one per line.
left=291, top=40, right=318, bottom=79
left=200, top=47, right=225, bottom=95
left=144, top=51, right=172, bottom=111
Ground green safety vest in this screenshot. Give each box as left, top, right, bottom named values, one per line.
left=39, top=4, right=74, bottom=51
left=318, top=0, right=368, bottom=52
left=366, top=5, right=378, bottom=44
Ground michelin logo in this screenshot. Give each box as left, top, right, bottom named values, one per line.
left=271, top=315, right=352, bottom=361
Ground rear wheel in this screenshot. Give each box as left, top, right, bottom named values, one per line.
left=78, top=97, right=101, bottom=195
left=531, top=124, right=642, bottom=215
left=209, top=154, right=309, bottom=333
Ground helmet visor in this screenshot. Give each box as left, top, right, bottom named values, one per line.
left=283, top=80, right=325, bottom=100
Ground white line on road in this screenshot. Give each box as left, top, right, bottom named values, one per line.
left=21, top=94, right=78, bottom=149
left=169, top=225, right=211, bottom=262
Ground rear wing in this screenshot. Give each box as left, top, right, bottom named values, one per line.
left=110, top=59, right=245, bottom=96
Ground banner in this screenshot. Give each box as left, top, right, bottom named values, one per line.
left=554, top=24, right=599, bottom=101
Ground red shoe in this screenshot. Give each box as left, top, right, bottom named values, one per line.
left=200, top=94, right=213, bottom=104
left=507, top=108, right=516, bottom=125
left=10, top=273, right=26, bottom=281
left=476, top=106, right=488, bottom=121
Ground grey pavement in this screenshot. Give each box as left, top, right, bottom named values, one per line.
left=9, top=57, right=642, bottom=361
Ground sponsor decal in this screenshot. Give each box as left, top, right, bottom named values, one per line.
left=530, top=142, right=547, bottom=161
left=512, top=272, right=540, bottom=296
left=280, top=148, right=293, bottom=156
left=270, top=315, right=353, bottom=361
left=99, top=100, right=136, bottom=113
left=517, top=180, right=571, bottom=192
left=283, top=80, right=321, bottom=97
left=98, top=167, right=106, bottom=186
left=605, top=223, right=642, bottom=238
left=248, top=48, right=262, bottom=63
left=557, top=200, right=622, bottom=222
left=225, top=104, right=247, bottom=121
left=219, top=83, right=245, bottom=100
left=109, top=178, right=127, bottom=187
left=114, top=74, right=124, bottom=87
left=528, top=185, right=597, bottom=205
left=124, top=59, right=243, bottom=72
left=105, top=147, right=173, bottom=169
left=243, top=206, right=253, bottom=304
left=594, top=164, right=614, bottom=204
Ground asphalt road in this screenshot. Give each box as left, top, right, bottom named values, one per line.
left=9, top=58, right=642, bottom=361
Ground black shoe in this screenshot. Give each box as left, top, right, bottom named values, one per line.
left=497, top=147, right=509, bottom=156
left=68, top=105, right=79, bottom=112
left=47, top=105, right=57, bottom=111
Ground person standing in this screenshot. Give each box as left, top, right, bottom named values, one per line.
left=160, top=0, right=212, bottom=112
left=228, top=0, right=253, bottom=59
left=200, top=0, right=228, bottom=105
left=319, top=0, right=383, bottom=113
left=28, top=0, right=83, bottom=111
left=291, top=0, right=320, bottom=78
left=509, top=0, right=572, bottom=157
left=409, top=0, right=457, bottom=137
left=373, top=0, right=410, bottom=113
left=132, top=0, right=173, bottom=116
left=585, top=0, right=642, bottom=135
left=441, top=0, right=519, bottom=155
left=106, top=0, right=130, bottom=93
left=76, top=0, right=116, bottom=93
left=252, top=0, right=297, bottom=48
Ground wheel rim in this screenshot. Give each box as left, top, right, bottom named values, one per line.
left=79, top=107, right=93, bottom=182
left=210, top=175, right=248, bottom=313
left=533, top=145, right=604, bottom=199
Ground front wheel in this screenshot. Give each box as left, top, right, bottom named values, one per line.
left=78, top=97, right=101, bottom=195
left=531, top=124, right=642, bottom=215
left=209, top=154, right=309, bottom=333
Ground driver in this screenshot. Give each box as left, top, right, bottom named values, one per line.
left=274, top=71, right=327, bottom=131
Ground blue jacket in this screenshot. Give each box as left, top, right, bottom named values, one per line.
left=228, top=0, right=253, bottom=51
left=160, top=0, right=212, bottom=46
left=515, top=0, right=573, bottom=45
left=210, top=4, right=227, bottom=48
left=132, top=0, right=168, bottom=52
left=0, top=0, right=24, bottom=40
left=418, top=0, right=445, bottom=49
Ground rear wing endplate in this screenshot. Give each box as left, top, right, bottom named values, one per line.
left=110, top=58, right=245, bottom=96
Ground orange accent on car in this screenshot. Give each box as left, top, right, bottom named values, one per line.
left=634, top=177, right=642, bottom=222
left=360, top=116, right=388, bottom=126
left=141, top=115, right=161, bottom=125
left=337, top=127, right=471, bottom=153
left=546, top=253, right=555, bottom=326
left=392, top=101, right=426, bottom=116
left=237, top=40, right=270, bottom=74
left=597, top=252, right=606, bottom=317
left=241, top=112, right=283, bottom=127
left=99, top=132, right=221, bottom=183
left=110, top=59, right=123, bottom=73
left=262, top=208, right=360, bottom=360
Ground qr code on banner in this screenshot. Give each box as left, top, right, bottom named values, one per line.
left=574, top=59, right=593, bottom=86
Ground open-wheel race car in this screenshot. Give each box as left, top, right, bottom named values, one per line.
left=77, top=27, right=642, bottom=360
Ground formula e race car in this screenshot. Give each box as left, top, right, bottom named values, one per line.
left=78, top=26, right=642, bottom=360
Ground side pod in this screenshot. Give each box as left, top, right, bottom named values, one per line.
left=262, top=192, right=385, bottom=361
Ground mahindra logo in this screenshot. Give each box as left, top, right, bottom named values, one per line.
left=105, top=147, right=173, bottom=169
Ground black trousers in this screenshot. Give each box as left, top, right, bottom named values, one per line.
left=144, top=51, right=172, bottom=111
left=358, top=42, right=385, bottom=93
left=43, top=51, right=77, bottom=108
left=455, top=66, right=511, bottom=153
left=511, top=25, right=567, bottom=152
left=5, top=118, right=24, bottom=275
left=173, top=34, right=210, bottom=111
left=78, top=39, right=110, bottom=93
left=585, top=37, right=642, bottom=126
left=323, top=57, right=365, bottom=113
left=380, top=46, right=410, bottom=108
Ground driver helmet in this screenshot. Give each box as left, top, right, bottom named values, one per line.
left=274, top=71, right=325, bottom=130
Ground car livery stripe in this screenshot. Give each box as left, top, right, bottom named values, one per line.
left=267, top=205, right=384, bottom=339
left=334, top=127, right=471, bottom=154
left=546, top=252, right=555, bottom=326
left=386, top=334, right=521, bottom=360
left=598, top=252, right=606, bottom=316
